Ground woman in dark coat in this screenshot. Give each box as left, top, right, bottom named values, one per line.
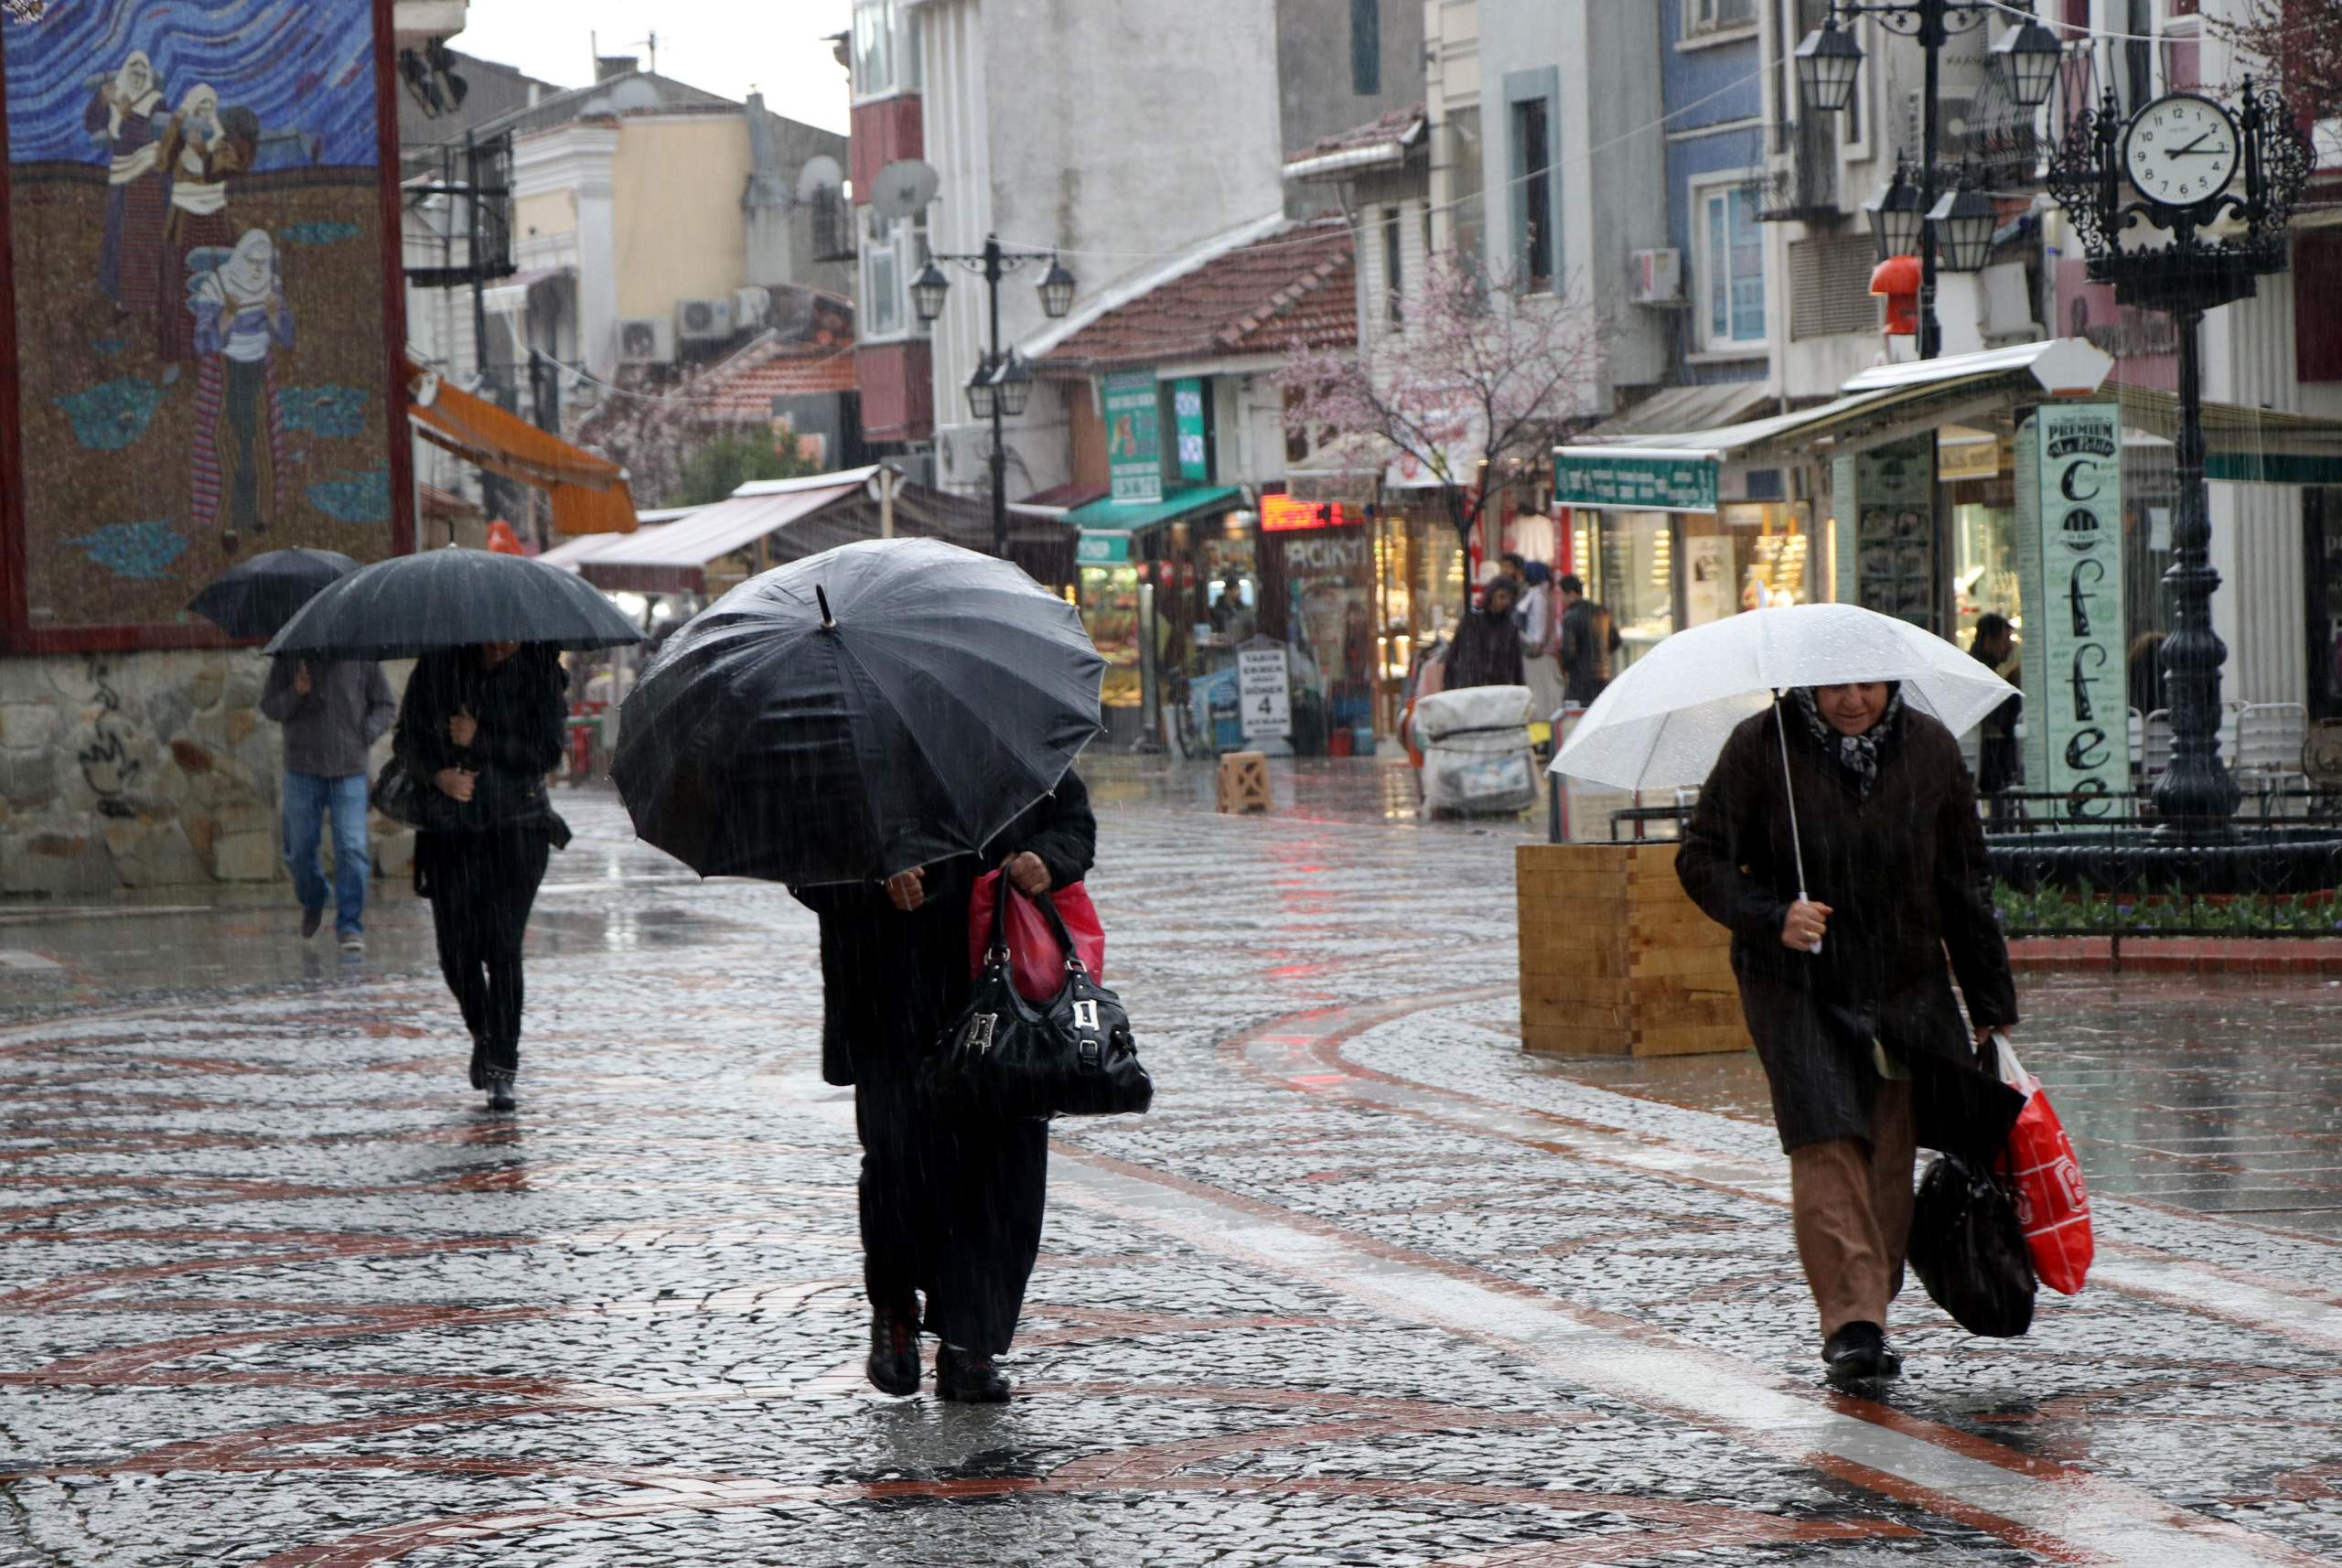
left=395, top=641, right=570, bottom=1112
left=1445, top=577, right=1528, bottom=691
left=792, top=770, right=1097, bottom=1404
left=1677, top=682, right=2022, bottom=1383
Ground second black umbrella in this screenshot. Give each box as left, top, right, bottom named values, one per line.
left=264, top=546, right=643, bottom=660
left=187, top=548, right=358, bottom=640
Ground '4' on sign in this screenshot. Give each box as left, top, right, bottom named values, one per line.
left=1237, top=648, right=1291, bottom=740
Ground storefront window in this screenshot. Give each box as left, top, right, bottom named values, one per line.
left=1952, top=499, right=2021, bottom=651
left=1595, top=512, right=1676, bottom=669
left=1079, top=564, right=1143, bottom=710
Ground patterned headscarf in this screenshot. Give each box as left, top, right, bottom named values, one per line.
left=1791, top=683, right=1904, bottom=800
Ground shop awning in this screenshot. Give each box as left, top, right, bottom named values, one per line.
left=536, top=508, right=695, bottom=574
left=406, top=359, right=640, bottom=536
left=1554, top=338, right=2119, bottom=511
left=1067, top=486, right=1245, bottom=564
left=1586, top=381, right=1778, bottom=439
left=577, top=469, right=877, bottom=595
left=2105, top=382, right=2342, bottom=484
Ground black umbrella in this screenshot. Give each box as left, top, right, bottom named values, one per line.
left=613, top=537, right=1103, bottom=886
left=186, top=548, right=359, bottom=639
left=263, top=546, right=644, bottom=660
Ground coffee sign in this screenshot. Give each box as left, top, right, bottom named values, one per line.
left=2015, top=403, right=2125, bottom=826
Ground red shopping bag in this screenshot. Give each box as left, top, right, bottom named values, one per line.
left=1993, top=1035, right=2093, bottom=1295
left=968, top=871, right=1105, bottom=1004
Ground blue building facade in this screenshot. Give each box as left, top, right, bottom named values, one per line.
left=1658, top=0, right=1769, bottom=386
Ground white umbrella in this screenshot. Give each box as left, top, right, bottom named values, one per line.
left=1551, top=602, right=2016, bottom=923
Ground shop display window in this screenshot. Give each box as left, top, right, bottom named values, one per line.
left=1079, top=564, right=1144, bottom=709
left=1953, top=501, right=2022, bottom=651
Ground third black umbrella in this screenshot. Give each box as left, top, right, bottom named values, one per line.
left=187, top=548, right=358, bottom=640
left=264, top=546, right=643, bottom=660
left=613, top=537, right=1104, bottom=886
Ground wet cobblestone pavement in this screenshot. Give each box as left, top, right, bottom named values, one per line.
left=2, top=758, right=2338, bottom=1565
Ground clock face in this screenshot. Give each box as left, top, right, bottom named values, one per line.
left=2122, top=93, right=2240, bottom=210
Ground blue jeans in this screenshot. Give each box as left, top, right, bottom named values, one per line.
left=283, top=771, right=370, bottom=938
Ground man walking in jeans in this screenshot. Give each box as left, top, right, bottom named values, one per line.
left=261, top=657, right=396, bottom=953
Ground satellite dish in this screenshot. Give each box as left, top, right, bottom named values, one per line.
left=607, top=77, right=661, bottom=113
left=870, top=159, right=939, bottom=220
left=797, top=155, right=843, bottom=205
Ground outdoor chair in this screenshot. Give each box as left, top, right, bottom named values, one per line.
left=2234, top=702, right=2311, bottom=816
left=2142, top=709, right=2174, bottom=781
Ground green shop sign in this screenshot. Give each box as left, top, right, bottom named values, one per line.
left=1102, top=370, right=1163, bottom=504
left=1552, top=451, right=1718, bottom=514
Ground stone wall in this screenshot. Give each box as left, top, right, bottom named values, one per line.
left=1, top=650, right=411, bottom=896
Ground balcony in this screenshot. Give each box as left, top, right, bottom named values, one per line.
left=1756, top=116, right=1841, bottom=225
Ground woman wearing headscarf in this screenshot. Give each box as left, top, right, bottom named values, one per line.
left=1676, top=681, right=2022, bottom=1384
left=188, top=229, right=292, bottom=553
left=83, top=50, right=167, bottom=315
left=1444, top=576, right=1527, bottom=691
left=791, top=771, right=1096, bottom=1404
left=394, top=640, right=570, bottom=1112
left=156, top=84, right=253, bottom=361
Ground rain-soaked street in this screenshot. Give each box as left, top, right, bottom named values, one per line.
left=2, top=758, right=2339, bottom=1567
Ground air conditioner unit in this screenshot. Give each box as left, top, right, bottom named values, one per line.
left=732, top=287, right=772, bottom=330
left=1628, top=248, right=1682, bottom=306
left=675, top=297, right=733, bottom=340
left=617, top=317, right=672, bottom=364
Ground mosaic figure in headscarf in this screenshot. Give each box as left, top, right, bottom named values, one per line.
left=188, top=230, right=293, bottom=554
left=81, top=49, right=167, bottom=314
left=156, top=84, right=258, bottom=361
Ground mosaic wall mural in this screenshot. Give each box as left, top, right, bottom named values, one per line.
left=3, top=0, right=403, bottom=641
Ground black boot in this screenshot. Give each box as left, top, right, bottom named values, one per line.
left=1821, top=1320, right=1902, bottom=1383
left=467, top=1035, right=487, bottom=1091
left=483, top=1070, right=517, bottom=1112
left=865, top=1302, right=920, bottom=1396
left=935, top=1342, right=1011, bottom=1403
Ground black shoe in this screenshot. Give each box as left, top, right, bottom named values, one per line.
left=865, top=1303, right=920, bottom=1396
left=935, top=1343, right=1011, bottom=1403
left=1822, top=1320, right=1903, bottom=1382
left=467, top=1036, right=487, bottom=1091
left=300, top=906, right=324, bottom=940
left=483, top=1071, right=517, bottom=1112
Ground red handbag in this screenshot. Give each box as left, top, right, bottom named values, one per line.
left=968, top=871, right=1105, bottom=1004
left=1993, top=1035, right=2093, bottom=1296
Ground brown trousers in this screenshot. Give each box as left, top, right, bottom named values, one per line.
left=1787, top=1079, right=1915, bottom=1341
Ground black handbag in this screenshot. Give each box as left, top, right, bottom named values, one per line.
left=370, top=752, right=464, bottom=832
left=1908, top=1151, right=2036, bottom=1338
left=924, top=883, right=1153, bottom=1120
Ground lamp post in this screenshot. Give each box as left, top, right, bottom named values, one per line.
left=2046, top=81, right=2311, bottom=834
left=911, top=235, right=1077, bottom=559
left=1797, top=3, right=2062, bottom=359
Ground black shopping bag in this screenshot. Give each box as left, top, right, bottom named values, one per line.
left=1908, top=1151, right=2036, bottom=1337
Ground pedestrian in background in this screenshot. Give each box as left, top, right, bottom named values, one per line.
left=260, top=655, right=394, bottom=954
left=393, top=639, right=570, bottom=1112
left=1677, top=681, right=2021, bottom=1383
left=1969, top=614, right=2023, bottom=814
left=793, top=771, right=1096, bottom=1404
left=1555, top=575, right=1620, bottom=706
left=1516, top=562, right=1565, bottom=725
left=1445, top=575, right=1527, bottom=691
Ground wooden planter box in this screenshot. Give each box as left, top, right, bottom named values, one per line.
left=1516, top=843, right=1753, bottom=1058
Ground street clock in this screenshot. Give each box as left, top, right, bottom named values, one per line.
left=2122, top=92, right=2242, bottom=212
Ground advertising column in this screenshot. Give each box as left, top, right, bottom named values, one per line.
left=2014, top=403, right=2125, bottom=826
left=1832, top=436, right=1939, bottom=634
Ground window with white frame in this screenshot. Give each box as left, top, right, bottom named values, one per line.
left=1699, top=184, right=1766, bottom=348
left=852, top=0, right=920, bottom=100
left=859, top=207, right=928, bottom=340
left=1686, top=0, right=1757, bottom=38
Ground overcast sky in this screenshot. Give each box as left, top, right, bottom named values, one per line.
left=454, top=0, right=854, bottom=134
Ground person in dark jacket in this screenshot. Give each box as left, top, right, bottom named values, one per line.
left=1677, top=682, right=2023, bottom=1384
left=1969, top=614, right=2022, bottom=808
left=1554, top=575, right=1621, bottom=707
left=393, top=640, right=570, bottom=1112
left=260, top=656, right=396, bottom=952
left=1445, top=577, right=1528, bottom=691
left=792, top=770, right=1097, bottom=1404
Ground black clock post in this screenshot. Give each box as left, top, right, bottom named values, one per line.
left=2047, top=82, right=2311, bottom=836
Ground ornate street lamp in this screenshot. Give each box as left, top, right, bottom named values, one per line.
left=1864, top=163, right=1925, bottom=262
left=922, top=235, right=1080, bottom=557
left=1925, top=171, right=1997, bottom=272
left=1796, top=2, right=2070, bottom=357
left=2046, top=81, right=2312, bottom=833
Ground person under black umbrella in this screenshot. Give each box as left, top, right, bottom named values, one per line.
left=795, top=771, right=1095, bottom=1404
left=392, top=640, right=572, bottom=1112
left=1676, top=681, right=2022, bottom=1385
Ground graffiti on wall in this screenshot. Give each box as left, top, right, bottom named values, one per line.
left=3, top=0, right=401, bottom=638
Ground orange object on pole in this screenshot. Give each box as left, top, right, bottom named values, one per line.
left=485, top=519, right=526, bottom=555
left=1870, top=255, right=1920, bottom=338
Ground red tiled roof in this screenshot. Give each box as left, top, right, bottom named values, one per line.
left=1284, top=103, right=1426, bottom=168
left=1040, top=220, right=1356, bottom=374
left=689, top=332, right=858, bottom=422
